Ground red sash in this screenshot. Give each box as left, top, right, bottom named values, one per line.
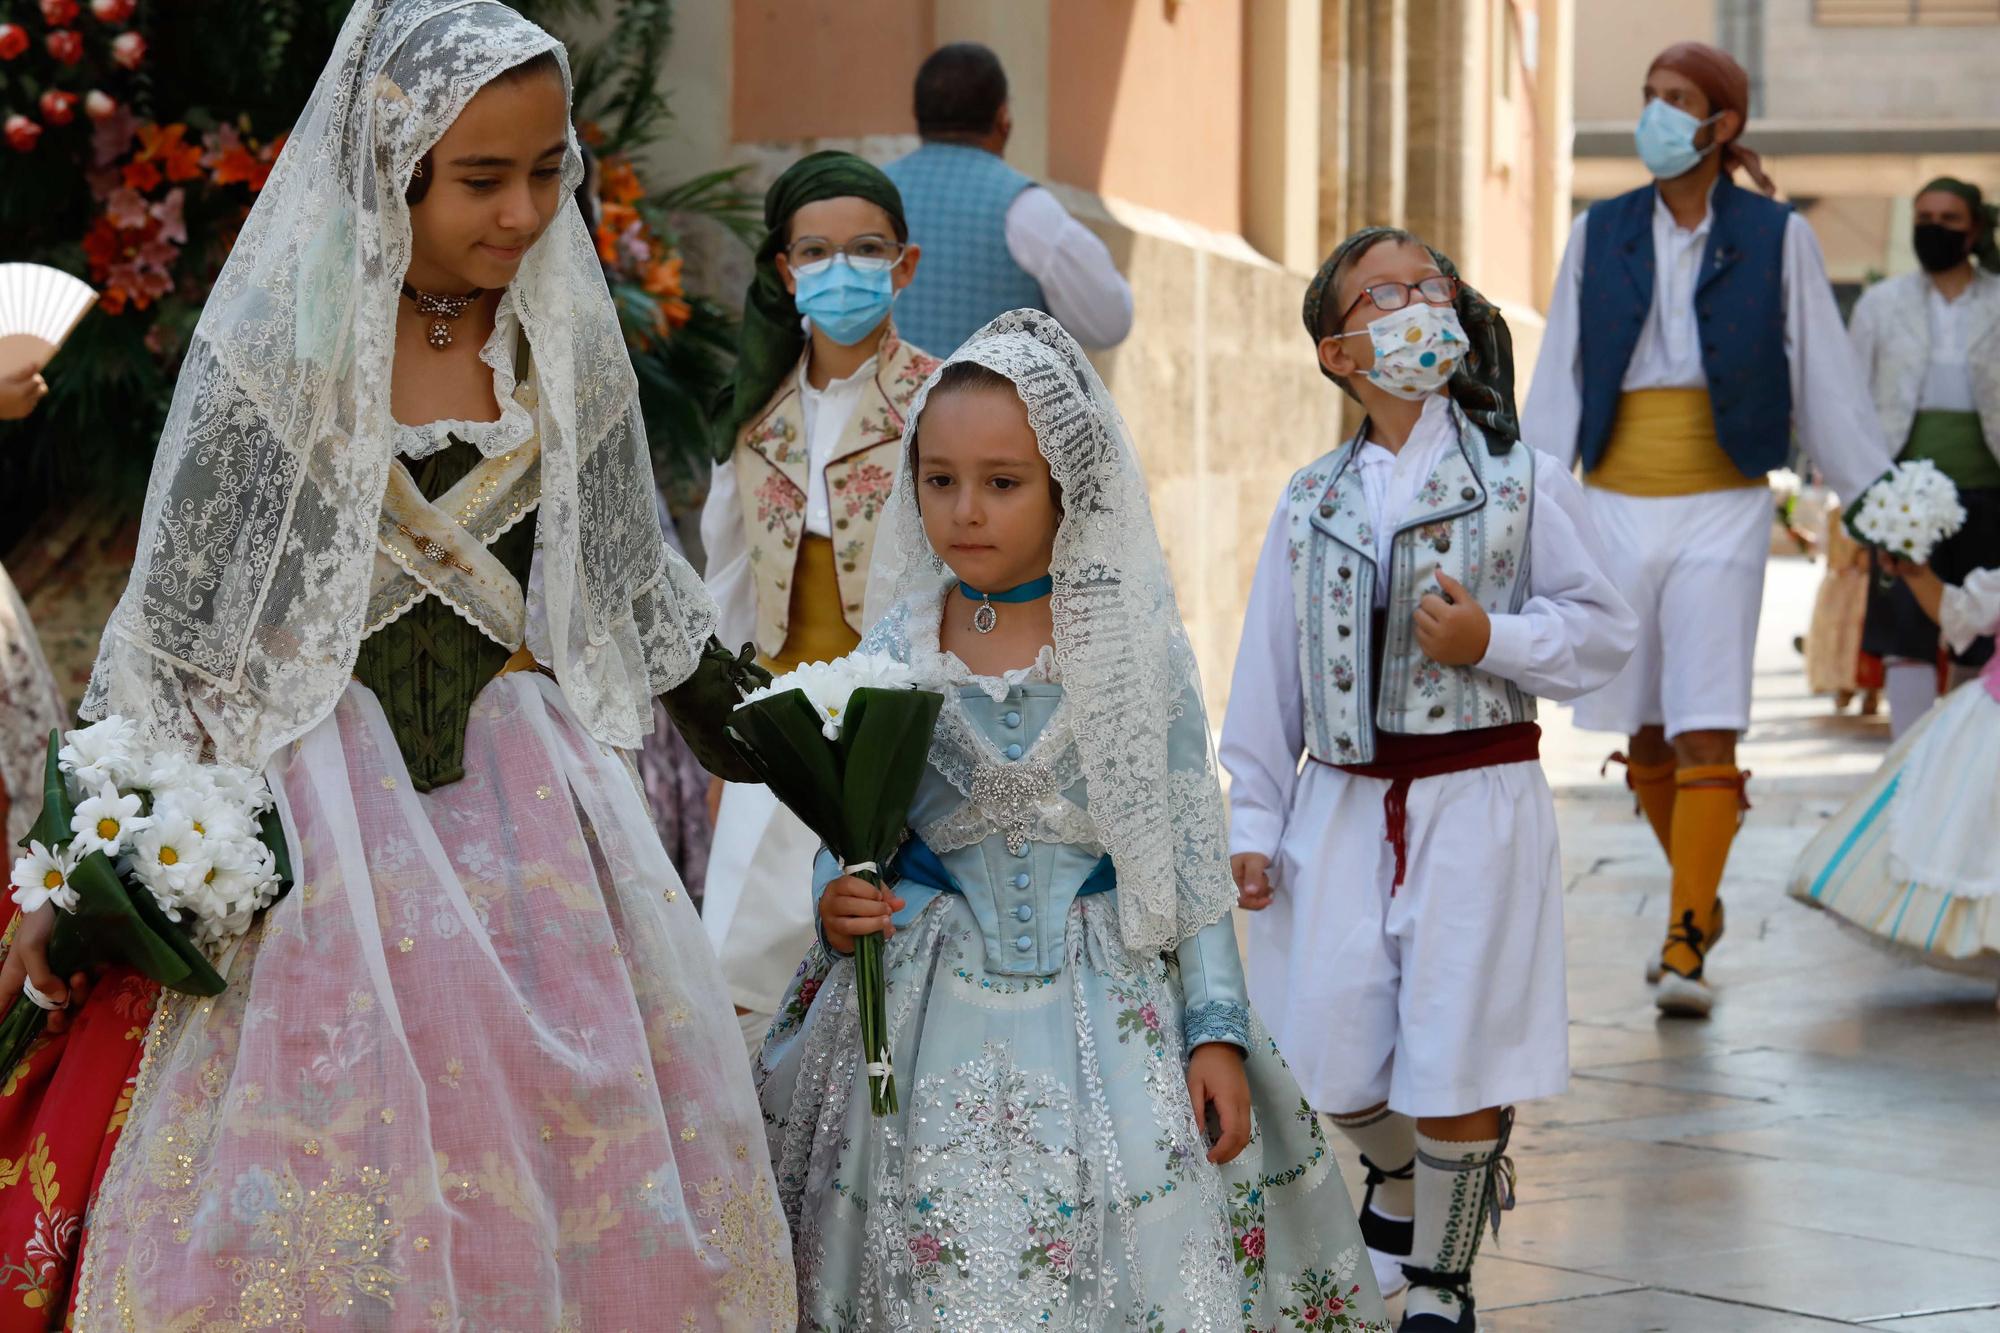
left=1320, top=722, right=1542, bottom=893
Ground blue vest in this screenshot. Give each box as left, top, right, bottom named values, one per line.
left=882, top=142, right=1048, bottom=356
left=1576, top=177, right=1792, bottom=477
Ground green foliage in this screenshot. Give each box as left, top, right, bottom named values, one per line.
left=1, top=0, right=745, bottom=552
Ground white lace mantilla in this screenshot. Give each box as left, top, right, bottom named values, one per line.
left=858, top=310, right=1237, bottom=958
left=82, top=0, right=716, bottom=766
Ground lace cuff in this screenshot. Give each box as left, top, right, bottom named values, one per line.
left=1183, top=1000, right=1251, bottom=1053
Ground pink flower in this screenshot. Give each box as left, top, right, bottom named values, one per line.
left=1044, top=1238, right=1073, bottom=1274
left=40, top=0, right=80, bottom=26
left=38, top=89, right=78, bottom=127
left=90, top=0, right=137, bottom=21
left=150, top=187, right=186, bottom=244
left=109, top=30, right=144, bottom=70
left=105, top=185, right=149, bottom=229
left=4, top=115, right=41, bottom=154
left=136, top=237, right=177, bottom=269
left=1302, top=1308, right=1321, bottom=1324
left=794, top=976, right=821, bottom=1011
left=84, top=89, right=117, bottom=121
left=0, top=25, right=27, bottom=61
left=1139, top=1002, right=1160, bottom=1032
left=907, top=1233, right=941, bottom=1264
left=46, top=29, right=85, bottom=64
left=1327, top=1297, right=1345, bottom=1314
left=1240, top=1226, right=1265, bottom=1258
left=91, top=105, right=136, bottom=166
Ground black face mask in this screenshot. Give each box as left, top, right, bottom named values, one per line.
left=1912, top=223, right=1973, bottom=274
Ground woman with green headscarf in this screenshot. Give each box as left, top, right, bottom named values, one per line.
left=698, top=151, right=940, bottom=1057
left=1851, top=177, right=2000, bottom=737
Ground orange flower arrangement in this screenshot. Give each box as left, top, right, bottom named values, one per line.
left=588, top=137, right=693, bottom=343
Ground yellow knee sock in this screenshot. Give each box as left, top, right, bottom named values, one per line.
left=1661, top=765, right=1746, bottom=979
left=1627, top=757, right=1678, bottom=858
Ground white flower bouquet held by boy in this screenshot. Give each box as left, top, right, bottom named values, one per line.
left=730, top=652, right=943, bottom=1114
left=1852, top=458, right=1968, bottom=565
left=3, top=716, right=292, bottom=1071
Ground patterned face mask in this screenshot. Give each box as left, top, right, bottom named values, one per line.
left=1358, top=302, right=1466, bottom=400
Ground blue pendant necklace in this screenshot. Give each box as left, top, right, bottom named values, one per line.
left=959, top=574, right=1054, bottom=634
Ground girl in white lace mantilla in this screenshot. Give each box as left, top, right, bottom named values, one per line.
left=756, top=309, right=1389, bottom=1332
left=31, top=3, right=794, bottom=1327
left=1791, top=562, right=2000, bottom=984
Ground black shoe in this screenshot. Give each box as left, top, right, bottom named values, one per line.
left=1398, top=1305, right=1476, bottom=1332
left=1358, top=1199, right=1413, bottom=1256
left=1400, top=1266, right=1477, bottom=1332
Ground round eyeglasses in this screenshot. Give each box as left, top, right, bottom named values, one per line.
left=1333, top=275, right=1459, bottom=334
left=785, top=234, right=905, bottom=276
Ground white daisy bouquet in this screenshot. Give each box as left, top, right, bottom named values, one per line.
left=3, top=717, right=293, bottom=1069
left=1851, top=459, right=1968, bottom=565
left=730, top=652, right=942, bottom=1114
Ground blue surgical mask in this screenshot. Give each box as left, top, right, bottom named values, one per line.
left=1634, top=98, right=1720, bottom=181
left=793, top=256, right=896, bottom=346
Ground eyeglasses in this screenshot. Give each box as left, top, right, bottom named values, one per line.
left=1333, top=275, right=1459, bottom=334
left=785, top=234, right=905, bottom=275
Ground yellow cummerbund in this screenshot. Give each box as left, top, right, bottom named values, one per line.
left=765, top=534, right=862, bottom=675
left=1590, top=387, right=1766, bottom=497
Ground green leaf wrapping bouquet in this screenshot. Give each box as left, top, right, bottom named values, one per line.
left=726, top=654, right=943, bottom=1115
left=3, top=717, right=294, bottom=1073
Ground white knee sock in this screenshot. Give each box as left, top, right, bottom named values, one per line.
left=1405, top=1129, right=1501, bottom=1323
left=1885, top=661, right=1939, bottom=740
left=1326, top=1106, right=1416, bottom=1218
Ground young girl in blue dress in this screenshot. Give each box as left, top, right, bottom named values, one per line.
left=756, top=309, right=1389, bottom=1332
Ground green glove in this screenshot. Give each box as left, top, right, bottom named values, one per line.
left=660, top=637, right=770, bottom=784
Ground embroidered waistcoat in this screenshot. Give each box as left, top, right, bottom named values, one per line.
left=1577, top=177, right=1792, bottom=478
left=1286, top=412, right=1537, bottom=764
left=732, top=328, right=940, bottom=657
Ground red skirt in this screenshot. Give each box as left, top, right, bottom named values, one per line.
left=0, top=900, right=156, bottom=1329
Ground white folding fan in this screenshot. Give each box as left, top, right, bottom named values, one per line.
left=0, top=263, right=98, bottom=379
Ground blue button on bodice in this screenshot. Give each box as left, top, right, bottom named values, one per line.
left=1011, top=843, right=1030, bottom=858
left=1016, top=904, right=1033, bottom=922
left=1003, top=742, right=1023, bottom=761
left=1002, top=710, right=1021, bottom=727
left=1015, top=934, right=1033, bottom=952
left=1012, top=871, right=1030, bottom=889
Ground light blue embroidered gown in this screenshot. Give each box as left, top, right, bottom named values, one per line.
left=756, top=605, right=1388, bottom=1333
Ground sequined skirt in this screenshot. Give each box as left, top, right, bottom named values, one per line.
left=72, top=674, right=795, bottom=1331
left=756, top=894, right=1390, bottom=1332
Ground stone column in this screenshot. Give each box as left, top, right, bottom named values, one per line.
left=1350, top=0, right=1407, bottom=231
left=1244, top=0, right=1324, bottom=271
left=1532, top=0, right=1575, bottom=307
left=1318, top=0, right=1351, bottom=258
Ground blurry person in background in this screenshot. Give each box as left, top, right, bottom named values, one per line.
left=1523, top=40, right=1893, bottom=1019
left=1850, top=178, right=2000, bottom=738
left=883, top=41, right=1132, bottom=355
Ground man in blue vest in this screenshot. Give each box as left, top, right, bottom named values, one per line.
left=1523, top=41, right=1890, bottom=1018
left=883, top=42, right=1132, bottom=356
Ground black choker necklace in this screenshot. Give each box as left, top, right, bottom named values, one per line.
left=400, top=281, right=484, bottom=350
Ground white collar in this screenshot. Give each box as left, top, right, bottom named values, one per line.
left=796, top=350, right=880, bottom=399
left=1653, top=177, right=1719, bottom=240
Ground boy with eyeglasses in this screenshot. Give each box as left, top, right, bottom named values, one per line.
left=1220, top=228, right=1635, bottom=1332
left=1522, top=41, right=1891, bottom=1018
left=699, top=151, right=939, bottom=1058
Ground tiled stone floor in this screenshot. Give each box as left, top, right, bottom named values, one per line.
left=1341, top=557, right=2000, bottom=1330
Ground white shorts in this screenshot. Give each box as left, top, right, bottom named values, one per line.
left=1569, top=486, right=1770, bottom=739
left=1245, top=758, right=1571, bottom=1118
left=702, top=783, right=821, bottom=1020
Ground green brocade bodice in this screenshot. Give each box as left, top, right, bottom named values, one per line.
left=351, top=438, right=537, bottom=792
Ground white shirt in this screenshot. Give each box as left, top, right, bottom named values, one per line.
left=1003, top=185, right=1134, bottom=349
left=1219, top=395, right=1639, bottom=858
left=797, top=354, right=877, bottom=535
left=1351, top=402, right=1455, bottom=605
left=698, top=353, right=878, bottom=651
left=1524, top=190, right=1895, bottom=503
left=1919, top=280, right=1979, bottom=412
